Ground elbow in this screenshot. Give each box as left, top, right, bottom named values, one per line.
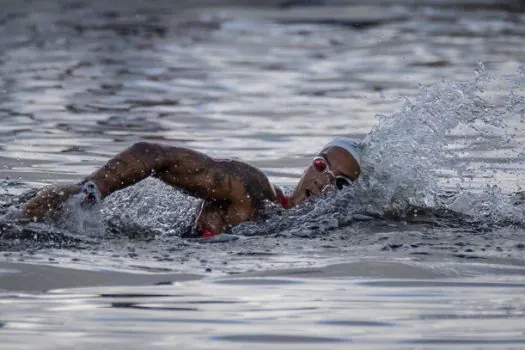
left=127, top=141, right=168, bottom=173
left=129, top=141, right=159, bottom=153
left=128, top=141, right=166, bottom=158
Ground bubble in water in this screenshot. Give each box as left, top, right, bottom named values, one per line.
left=102, top=178, right=198, bottom=238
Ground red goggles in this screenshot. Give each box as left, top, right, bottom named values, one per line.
left=312, top=156, right=353, bottom=190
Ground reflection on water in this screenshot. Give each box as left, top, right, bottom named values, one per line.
left=1, top=0, right=524, bottom=186
left=1, top=0, right=525, bottom=348
left=2, top=271, right=525, bottom=349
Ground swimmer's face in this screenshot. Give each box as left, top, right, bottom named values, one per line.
left=290, top=146, right=360, bottom=206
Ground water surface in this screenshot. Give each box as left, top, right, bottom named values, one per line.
left=1, top=0, right=525, bottom=348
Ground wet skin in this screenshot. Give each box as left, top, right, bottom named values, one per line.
left=290, top=146, right=360, bottom=207
left=22, top=142, right=360, bottom=235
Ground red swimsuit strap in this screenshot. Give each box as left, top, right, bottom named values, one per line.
left=278, top=190, right=289, bottom=209
left=274, top=185, right=289, bottom=209
left=200, top=229, right=216, bottom=238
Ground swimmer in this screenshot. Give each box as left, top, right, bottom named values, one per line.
left=21, top=138, right=361, bottom=237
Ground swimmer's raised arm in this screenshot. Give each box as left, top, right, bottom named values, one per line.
left=89, top=141, right=277, bottom=203
left=22, top=142, right=278, bottom=225
left=88, top=142, right=235, bottom=201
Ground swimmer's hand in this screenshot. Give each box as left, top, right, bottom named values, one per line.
left=21, top=184, right=81, bottom=221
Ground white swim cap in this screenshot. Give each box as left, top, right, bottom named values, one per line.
left=322, top=137, right=361, bottom=168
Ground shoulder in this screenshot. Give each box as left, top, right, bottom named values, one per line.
left=215, top=159, right=277, bottom=205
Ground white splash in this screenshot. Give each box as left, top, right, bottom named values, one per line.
left=355, top=65, right=525, bottom=223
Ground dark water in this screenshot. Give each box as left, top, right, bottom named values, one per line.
left=3, top=264, right=525, bottom=350
left=1, top=0, right=525, bottom=348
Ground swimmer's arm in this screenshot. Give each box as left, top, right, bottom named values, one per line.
left=23, top=142, right=249, bottom=217
left=87, top=142, right=244, bottom=202
left=22, top=142, right=273, bottom=221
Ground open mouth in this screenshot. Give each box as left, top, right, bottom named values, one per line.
left=305, top=189, right=312, bottom=198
